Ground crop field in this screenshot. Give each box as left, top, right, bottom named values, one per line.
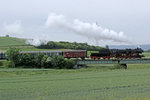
left=0, top=64, right=150, bottom=100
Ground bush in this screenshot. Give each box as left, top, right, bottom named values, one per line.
left=41, top=55, right=49, bottom=68
left=0, top=61, right=3, bottom=66
left=51, top=56, right=66, bottom=69
left=34, top=53, right=44, bottom=68
left=111, top=63, right=123, bottom=69
left=6, top=47, right=20, bottom=67
left=19, top=53, right=35, bottom=67
left=45, top=57, right=53, bottom=68
left=4, top=61, right=13, bottom=68
left=4, top=48, right=75, bottom=69
left=36, top=41, right=103, bottom=51
left=65, top=59, right=75, bottom=69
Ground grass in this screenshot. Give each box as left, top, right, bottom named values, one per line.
left=0, top=64, right=150, bottom=100
left=0, top=37, right=26, bottom=47
left=143, top=52, right=150, bottom=58
left=0, top=36, right=150, bottom=99
left=0, top=36, right=71, bottom=51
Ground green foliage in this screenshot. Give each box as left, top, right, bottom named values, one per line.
left=6, top=48, right=20, bottom=67
left=105, top=45, right=109, bottom=49
left=4, top=61, right=13, bottom=68
left=50, top=55, right=75, bottom=69
left=41, top=55, right=49, bottom=68
left=112, top=63, right=124, bottom=69
left=65, top=59, right=75, bottom=69
left=34, top=53, right=44, bottom=68
left=36, top=41, right=103, bottom=50
left=45, top=57, right=53, bottom=68
left=5, top=48, right=75, bottom=69
left=19, top=53, right=35, bottom=67
left=51, top=56, right=66, bottom=69
left=0, top=61, right=3, bottom=66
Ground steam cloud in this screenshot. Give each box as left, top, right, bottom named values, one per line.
left=1, top=13, right=132, bottom=46
left=3, top=20, right=23, bottom=35
left=45, top=13, right=130, bottom=43
left=26, top=39, right=47, bottom=46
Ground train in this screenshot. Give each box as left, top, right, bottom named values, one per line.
left=90, top=48, right=144, bottom=60
left=0, top=50, right=87, bottom=60
left=0, top=48, right=144, bottom=60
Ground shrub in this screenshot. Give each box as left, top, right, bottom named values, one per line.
left=41, top=55, right=49, bottom=68
left=111, top=63, right=123, bottom=69
left=19, top=53, right=35, bottom=67
left=0, top=61, right=3, bottom=66
left=34, top=53, right=44, bottom=68
left=4, top=48, right=75, bottom=69
left=51, top=55, right=66, bottom=69
left=65, top=59, right=75, bottom=69
left=45, top=57, right=53, bottom=68
left=4, top=61, right=13, bottom=68
left=6, top=47, right=20, bottom=67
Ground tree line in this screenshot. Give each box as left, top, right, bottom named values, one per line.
left=36, top=41, right=103, bottom=51
left=5, top=48, right=74, bottom=69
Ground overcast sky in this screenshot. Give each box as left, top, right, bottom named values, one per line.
left=0, top=0, right=150, bottom=46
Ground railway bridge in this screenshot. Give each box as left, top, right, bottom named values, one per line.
left=75, top=59, right=150, bottom=69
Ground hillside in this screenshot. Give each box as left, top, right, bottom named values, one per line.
left=0, top=37, right=26, bottom=47
left=0, top=37, right=103, bottom=51
left=0, top=37, right=35, bottom=51
left=110, top=44, right=150, bottom=51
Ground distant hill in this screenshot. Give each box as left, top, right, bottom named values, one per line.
left=0, top=37, right=26, bottom=47
left=110, top=44, right=150, bottom=51
left=0, top=37, right=103, bottom=51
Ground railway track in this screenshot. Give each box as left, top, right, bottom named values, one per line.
left=75, top=59, right=150, bottom=69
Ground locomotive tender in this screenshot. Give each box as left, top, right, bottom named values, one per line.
left=0, top=48, right=144, bottom=60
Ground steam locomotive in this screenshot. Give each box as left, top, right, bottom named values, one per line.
left=90, top=48, right=144, bottom=59
left=0, top=48, right=144, bottom=60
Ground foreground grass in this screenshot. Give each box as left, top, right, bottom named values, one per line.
left=0, top=64, right=150, bottom=100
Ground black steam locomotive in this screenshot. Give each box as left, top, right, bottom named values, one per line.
left=0, top=48, right=144, bottom=60
left=90, top=48, right=144, bottom=59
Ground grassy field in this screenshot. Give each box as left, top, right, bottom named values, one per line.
left=0, top=37, right=26, bottom=47
left=0, top=37, right=71, bottom=51
left=0, top=64, right=150, bottom=100
left=143, top=52, right=150, bottom=58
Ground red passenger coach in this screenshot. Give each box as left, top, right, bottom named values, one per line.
left=63, top=50, right=87, bottom=59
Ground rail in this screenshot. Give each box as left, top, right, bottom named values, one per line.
left=76, top=59, right=150, bottom=64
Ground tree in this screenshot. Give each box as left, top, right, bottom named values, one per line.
left=65, top=59, right=75, bottom=69
left=6, top=48, right=20, bottom=67
left=51, top=55, right=66, bottom=69
left=41, top=55, right=49, bottom=68
left=19, top=53, right=35, bottom=67
left=5, top=34, right=9, bottom=37
left=105, top=45, right=109, bottom=49
left=34, top=53, right=44, bottom=68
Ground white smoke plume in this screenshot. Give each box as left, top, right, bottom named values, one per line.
left=26, top=39, right=47, bottom=46
left=45, top=13, right=130, bottom=43
left=3, top=20, right=23, bottom=35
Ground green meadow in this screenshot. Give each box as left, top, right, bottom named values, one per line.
left=0, top=37, right=70, bottom=51
left=0, top=36, right=150, bottom=100
left=0, top=64, right=150, bottom=100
